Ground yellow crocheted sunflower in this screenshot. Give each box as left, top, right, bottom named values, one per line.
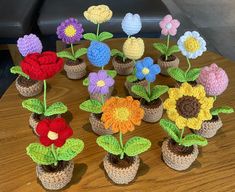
left=163, top=83, right=214, bottom=130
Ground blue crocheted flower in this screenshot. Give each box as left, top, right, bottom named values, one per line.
left=87, top=41, right=111, bottom=67
left=121, top=13, right=142, bottom=36
left=136, top=57, right=161, bottom=82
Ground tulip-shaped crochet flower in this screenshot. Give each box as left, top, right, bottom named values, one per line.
left=123, top=37, right=144, bottom=60
left=121, top=13, right=142, bottom=36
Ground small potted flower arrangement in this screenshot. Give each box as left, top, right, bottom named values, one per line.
left=96, top=96, right=151, bottom=184
left=80, top=70, right=115, bottom=135
left=161, top=82, right=214, bottom=170
left=57, top=18, right=87, bottom=80
left=10, top=34, right=43, bottom=97
left=26, top=118, right=84, bottom=190
left=153, top=15, right=180, bottom=76
left=131, top=57, right=169, bottom=123
left=194, top=63, right=234, bottom=138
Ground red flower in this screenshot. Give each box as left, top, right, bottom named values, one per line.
left=21, top=51, right=64, bottom=80
left=36, top=118, right=73, bottom=147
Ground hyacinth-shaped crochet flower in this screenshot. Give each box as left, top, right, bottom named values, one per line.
left=159, top=15, right=180, bottom=36
left=87, top=41, right=111, bottom=67
left=197, top=63, right=229, bottom=96
left=121, top=13, right=142, bottom=36
left=123, top=37, right=144, bottom=60
left=17, top=34, right=42, bottom=57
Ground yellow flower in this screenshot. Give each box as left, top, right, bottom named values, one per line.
left=123, top=37, right=145, bottom=60
left=163, top=83, right=214, bottom=130
left=83, top=5, right=112, bottom=24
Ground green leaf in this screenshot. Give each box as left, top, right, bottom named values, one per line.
left=127, top=75, right=137, bottom=83
left=111, top=49, right=124, bottom=58
left=74, top=48, right=87, bottom=59
left=26, top=143, right=56, bottom=165
left=181, top=134, right=208, bottom=147
left=211, top=106, right=234, bottom=116
left=98, top=32, right=113, bottom=41
left=186, top=68, right=201, bottom=81
left=166, top=45, right=180, bottom=56
left=160, top=119, right=180, bottom=142
left=22, top=99, right=44, bottom=114
left=10, top=66, right=29, bottom=78
left=83, top=33, right=98, bottom=41
left=57, top=51, right=76, bottom=60
left=57, top=138, right=84, bottom=161
left=79, top=99, right=102, bottom=114
left=107, top=70, right=117, bottom=78
left=150, top=85, right=169, bottom=101
left=83, top=78, right=89, bottom=86
left=44, top=102, right=67, bottom=116
left=131, top=85, right=150, bottom=102
left=167, top=67, right=187, bottom=82
left=153, top=43, right=167, bottom=55
left=96, top=135, right=122, bottom=155
left=124, top=137, right=151, bottom=156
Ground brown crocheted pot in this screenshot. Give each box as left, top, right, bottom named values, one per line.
left=36, top=161, right=74, bottom=190
left=103, top=153, right=140, bottom=185
left=89, top=113, right=114, bottom=135
left=64, top=59, right=86, bottom=80
left=141, top=98, right=163, bottom=123
left=125, top=79, right=148, bottom=99
left=90, top=85, right=114, bottom=103
left=161, top=138, right=199, bottom=171
left=157, top=55, right=179, bottom=76
left=15, top=76, right=43, bottom=97
left=112, top=56, right=134, bottom=76
left=193, top=115, right=223, bottom=138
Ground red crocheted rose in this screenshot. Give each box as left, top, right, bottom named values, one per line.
left=21, top=51, right=64, bottom=80
left=36, top=118, right=73, bottom=147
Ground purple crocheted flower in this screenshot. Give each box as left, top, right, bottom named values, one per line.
left=56, top=18, right=84, bottom=44
left=17, top=34, right=42, bottom=57
left=88, top=70, right=114, bottom=95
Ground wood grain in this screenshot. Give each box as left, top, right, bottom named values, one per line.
left=0, top=38, right=235, bottom=192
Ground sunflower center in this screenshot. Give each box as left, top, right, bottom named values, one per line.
left=64, top=25, right=77, bottom=37
left=142, top=67, right=150, bottom=75
left=176, top=96, right=201, bottom=118
left=47, top=131, right=58, bottom=140
left=166, top=23, right=172, bottom=29
left=96, top=80, right=105, bottom=87
left=114, top=107, right=130, bottom=121
left=184, top=37, right=200, bottom=53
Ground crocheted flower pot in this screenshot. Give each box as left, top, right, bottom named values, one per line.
left=89, top=85, right=114, bottom=103
left=103, top=153, right=140, bottom=184
left=112, top=56, right=134, bottom=76
left=64, top=59, right=86, bottom=80
left=36, top=161, right=74, bottom=190
left=141, top=98, right=163, bottom=123
left=175, top=80, right=197, bottom=88
left=89, top=113, right=114, bottom=135
left=161, top=138, right=199, bottom=171
left=15, top=76, right=43, bottom=97
left=125, top=79, right=148, bottom=99
left=157, top=55, right=179, bottom=76
left=193, top=115, right=223, bottom=138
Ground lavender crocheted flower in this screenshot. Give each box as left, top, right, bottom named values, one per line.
left=17, top=34, right=42, bottom=57
left=88, top=70, right=114, bottom=95
left=56, top=18, right=84, bottom=44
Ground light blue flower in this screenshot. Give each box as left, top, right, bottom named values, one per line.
left=121, top=13, right=142, bottom=36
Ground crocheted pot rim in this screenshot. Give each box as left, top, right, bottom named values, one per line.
left=112, top=56, right=135, bottom=76
left=64, top=58, right=86, bottom=72
left=157, top=55, right=179, bottom=76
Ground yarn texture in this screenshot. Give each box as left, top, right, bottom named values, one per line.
left=121, top=13, right=142, bottom=36
left=159, top=15, right=180, bottom=36
left=123, top=37, right=144, bottom=60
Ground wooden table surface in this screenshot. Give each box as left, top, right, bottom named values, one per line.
left=0, top=38, right=235, bottom=192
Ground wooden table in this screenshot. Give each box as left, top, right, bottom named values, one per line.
left=0, top=38, right=235, bottom=192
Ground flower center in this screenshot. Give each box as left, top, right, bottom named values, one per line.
left=165, top=23, right=172, bottom=29
left=114, top=107, right=130, bottom=121
left=176, top=96, right=201, bottom=118
left=96, top=80, right=105, bottom=87
left=184, top=37, right=200, bottom=53
left=142, top=67, right=150, bottom=75
left=64, top=25, right=77, bottom=37
left=47, top=131, right=58, bottom=140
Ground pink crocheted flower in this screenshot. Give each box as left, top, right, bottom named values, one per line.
left=197, top=63, right=229, bottom=96
left=159, top=15, right=180, bottom=36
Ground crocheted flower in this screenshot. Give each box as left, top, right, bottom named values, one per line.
left=164, top=83, right=214, bottom=130
left=17, top=34, right=42, bottom=57
left=197, top=63, right=229, bottom=96
left=87, top=41, right=111, bottom=67
left=159, top=15, right=180, bottom=36
left=136, top=57, right=161, bottom=82
left=123, top=37, right=144, bottom=60
left=121, top=13, right=142, bottom=36
left=56, top=18, right=84, bottom=44
left=21, top=51, right=64, bottom=80
left=88, top=70, right=114, bottom=95
left=177, top=31, right=206, bottom=59
left=102, top=96, right=144, bottom=134
left=84, top=5, right=112, bottom=24
left=36, top=118, right=73, bottom=147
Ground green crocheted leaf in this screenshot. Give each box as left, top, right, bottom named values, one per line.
left=22, top=99, right=44, bottom=114
left=74, top=48, right=87, bottom=59
left=98, top=32, right=113, bottom=41
left=181, top=134, right=208, bottom=147
left=107, top=70, right=117, bottom=78
left=150, top=85, right=169, bottom=101
left=166, top=45, right=180, bottom=56
left=211, top=106, right=234, bottom=116
left=83, top=78, right=89, bottom=86
left=153, top=43, right=167, bottom=55
left=131, top=85, right=150, bottom=102
left=57, top=51, right=76, bottom=60
left=127, top=75, right=137, bottom=83
left=26, top=143, right=56, bottom=165
left=167, top=67, right=187, bottom=82
left=124, top=137, right=151, bottom=156
left=186, top=68, right=201, bottom=81
left=83, top=33, right=98, bottom=41
left=96, top=135, right=122, bottom=155
left=111, top=49, right=124, bottom=58
left=10, top=66, right=29, bottom=78
left=160, top=119, right=180, bottom=142
left=57, top=138, right=84, bottom=161
left=79, top=99, right=102, bottom=114
left=44, top=102, right=67, bottom=116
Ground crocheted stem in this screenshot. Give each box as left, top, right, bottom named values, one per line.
left=179, top=128, right=185, bottom=144
left=51, top=144, right=58, bottom=166
left=119, top=132, right=124, bottom=159
left=101, top=94, right=105, bottom=104
left=147, top=82, right=151, bottom=96
left=186, top=57, right=191, bottom=74
left=165, top=34, right=170, bottom=61
left=96, top=23, right=100, bottom=39
left=70, top=44, right=75, bottom=56
left=43, top=80, right=47, bottom=111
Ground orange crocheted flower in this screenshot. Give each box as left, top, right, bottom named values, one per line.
left=101, top=96, right=144, bottom=134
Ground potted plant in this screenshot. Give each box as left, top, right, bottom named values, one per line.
left=96, top=96, right=151, bottom=184
left=131, top=57, right=169, bottom=123
left=26, top=117, right=84, bottom=190
left=194, top=63, right=234, bottom=138
left=153, top=15, right=180, bottom=76
left=161, top=82, right=214, bottom=170
left=57, top=18, right=87, bottom=80
left=80, top=70, right=115, bottom=135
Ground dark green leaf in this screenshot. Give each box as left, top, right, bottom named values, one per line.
left=160, top=119, right=180, bottom=142
left=181, top=134, right=208, bottom=147
left=153, top=43, right=167, bottom=55
left=74, top=48, right=87, bottom=59
left=127, top=75, right=137, bottom=83
left=186, top=68, right=201, bottom=81
left=79, top=99, right=102, bottom=114
left=44, top=102, right=67, bottom=116
left=83, top=78, right=89, bottom=86
left=111, top=49, right=124, bottom=58
left=57, top=51, right=76, bottom=60
left=166, top=45, right=180, bottom=56
left=106, top=70, right=117, bottom=78
left=131, top=85, right=150, bottom=102
left=22, top=99, right=44, bottom=114
left=150, top=85, right=169, bottom=101
left=167, top=67, right=187, bottom=82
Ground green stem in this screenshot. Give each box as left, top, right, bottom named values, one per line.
left=122, top=55, right=126, bottom=62
left=101, top=66, right=104, bottom=70
left=165, top=34, right=170, bottom=61
left=101, top=94, right=105, bottom=105
left=147, top=82, right=151, bottom=96
left=179, top=128, right=185, bottom=145
left=119, top=132, right=124, bottom=159
left=127, top=35, right=130, bottom=39
left=214, top=96, right=217, bottom=101
left=186, top=57, right=192, bottom=74
left=51, top=144, right=58, bottom=166
left=43, top=80, right=47, bottom=112
left=96, top=23, right=100, bottom=39
left=71, top=44, right=75, bottom=56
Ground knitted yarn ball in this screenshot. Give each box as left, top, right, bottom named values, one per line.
left=121, top=13, right=142, bottom=36
left=123, top=37, right=144, bottom=60
left=197, top=63, right=229, bottom=96
left=17, top=34, right=42, bottom=57
left=87, top=41, right=111, bottom=67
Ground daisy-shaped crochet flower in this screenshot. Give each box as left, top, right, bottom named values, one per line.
left=159, top=15, right=180, bottom=36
